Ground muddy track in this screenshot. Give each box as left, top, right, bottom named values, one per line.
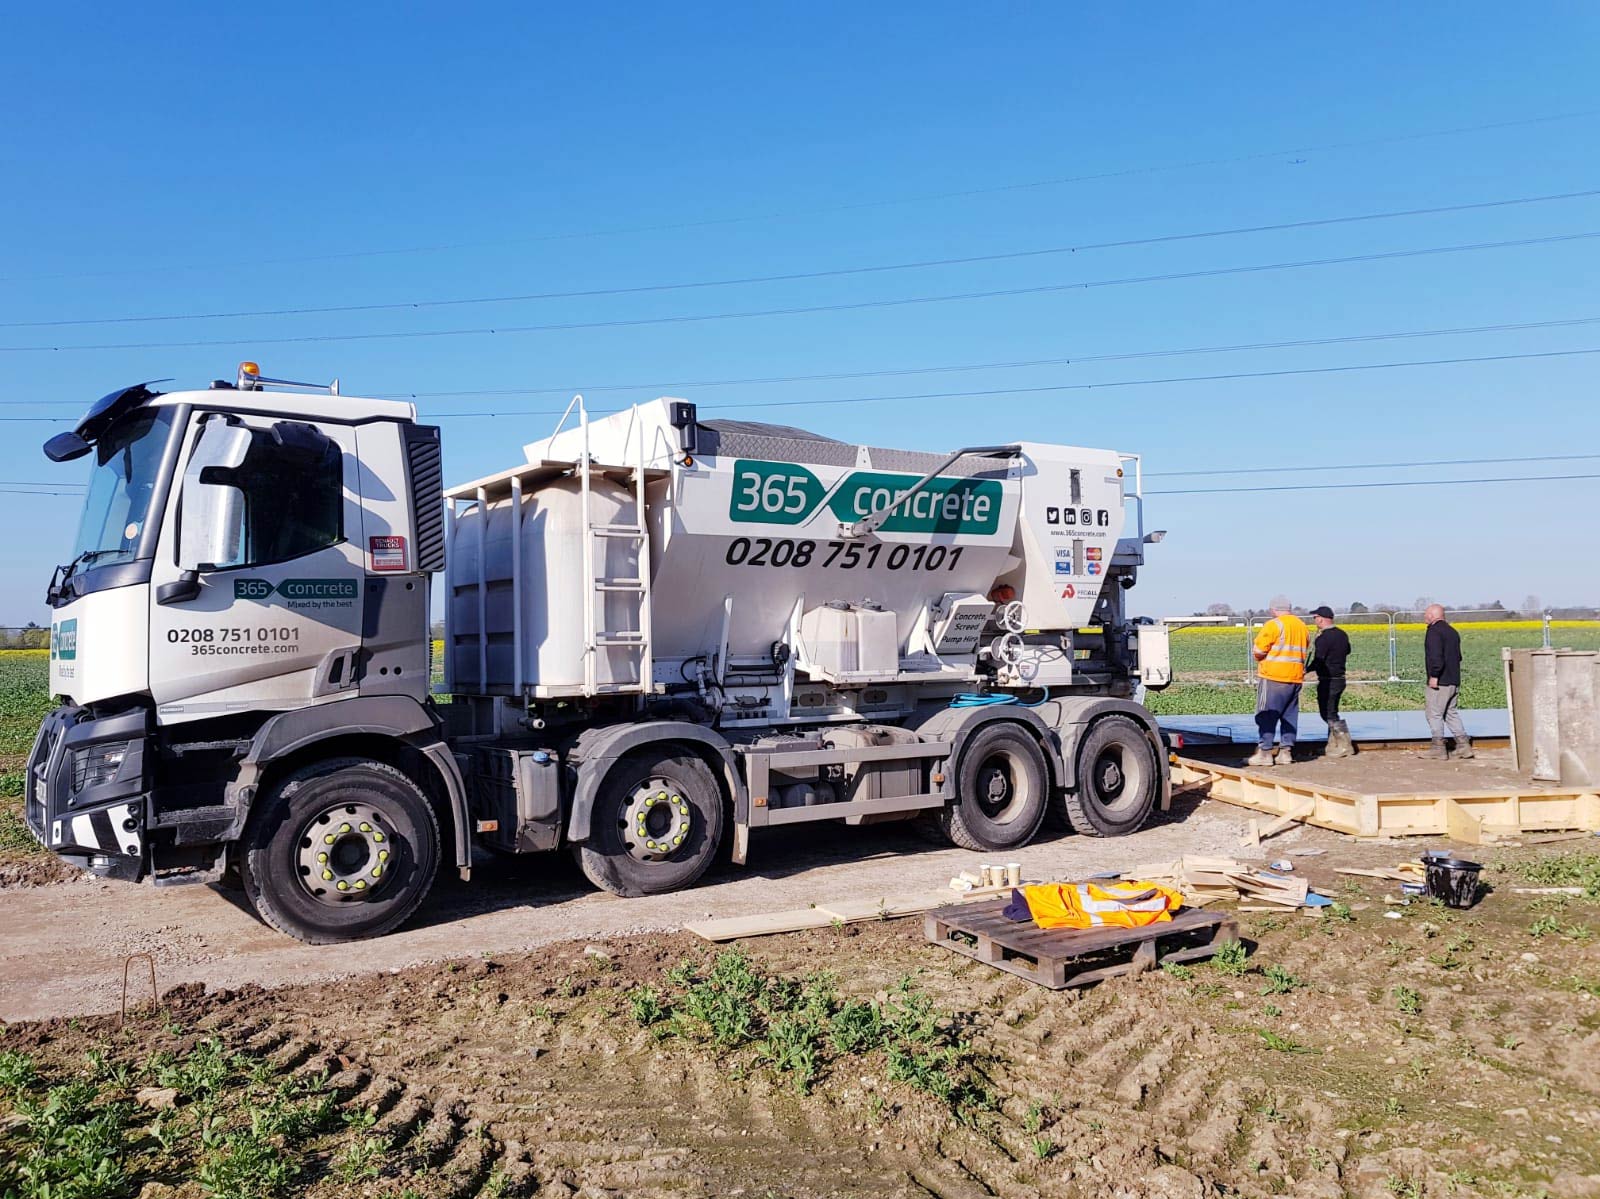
left=5, top=815, right=1600, bottom=1196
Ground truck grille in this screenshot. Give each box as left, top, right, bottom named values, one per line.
left=24, top=716, right=65, bottom=837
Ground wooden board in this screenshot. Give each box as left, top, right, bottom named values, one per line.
left=684, top=908, right=838, bottom=941
left=925, top=900, right=1239, bottom=990
left=1172, top=757, right=1600, bottom=841
left=687, top=881, right=1030, bottom=942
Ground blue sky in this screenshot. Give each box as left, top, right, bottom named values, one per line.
left=3, top=3, right=1598, bottom=622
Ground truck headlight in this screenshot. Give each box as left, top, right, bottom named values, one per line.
left=71, top=742, right=129, bottom=791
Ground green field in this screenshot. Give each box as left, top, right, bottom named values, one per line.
left=0, top=650, right=50, bottom=859
left=1147, top=620, right=1600, bottom=716
left=1, top=622, right=1596, bottom=804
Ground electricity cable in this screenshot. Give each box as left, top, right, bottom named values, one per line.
left=3, top=229, right=1597, bottom=355
left=9, top=105, right=1597, bottom=281
left=8, top=187, right=1598, bottom=330
left=1150, top=452, right=1600, bottom=477
left=1149, top=473, right=1600, bottom=495
left=5, top=345, right=1600, bottom=424
left=0, top=310, right=1580, bottom=407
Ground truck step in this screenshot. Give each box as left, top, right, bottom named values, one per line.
left=593, top=579, right=646, bottom=592
left=590, top=524, right=645, bottom=538
left=592, top=633, right=646, bottom=647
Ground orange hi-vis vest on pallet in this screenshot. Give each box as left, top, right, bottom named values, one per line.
left=1020, top=880, right=1185, bottom=930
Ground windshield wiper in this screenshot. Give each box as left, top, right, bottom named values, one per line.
left=50, top=548, right=126, bottom=603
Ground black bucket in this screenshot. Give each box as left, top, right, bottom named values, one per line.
left=1424, top=856, right=1483, bottom=908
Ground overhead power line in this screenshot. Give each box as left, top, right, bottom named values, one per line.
left=6, top=229, right=1599, bottom=355
left=12, top=311, right=1600, bottom=410
left=9, top=187, right=1599, bottom=330
left=378, top=313, right=1600, bottom=399
left=398, top=346, right=1600, bottom=420
left=10, top=106, right=1598, bottom=282
left=5, top=346, right=1598, bottom=427
left=1149, top=453, right=1600, bottom=478
left=1148, top=473, right=1600, bottom=495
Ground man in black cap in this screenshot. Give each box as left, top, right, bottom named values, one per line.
left=1307, top=606, right=1354, bottom=758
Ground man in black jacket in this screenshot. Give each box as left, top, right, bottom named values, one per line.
left=1422, top=604, right=1473, bottom=760
left=1307, top=606, right=1354, bottom=758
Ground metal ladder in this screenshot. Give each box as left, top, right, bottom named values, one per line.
left=565, top=397, right=654, bottom=696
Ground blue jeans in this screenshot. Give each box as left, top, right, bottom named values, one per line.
left=1256, top=679, right=1302, bottom=749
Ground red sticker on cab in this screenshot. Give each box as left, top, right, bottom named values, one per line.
left=369, top=535, right=407, bottom=572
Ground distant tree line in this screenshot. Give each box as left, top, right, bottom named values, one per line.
left=1195, top=597, right=1597, bottom=622
left=0, top=623, right=50, bottom=649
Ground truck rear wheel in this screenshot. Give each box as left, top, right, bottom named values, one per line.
left=241, top=757, right=439, bottom=944
left=1061, top=716, right=1159, bottom=837
left=938, top=723, right=1049, bottom=852
left=577, top=750, right=725, bottom=897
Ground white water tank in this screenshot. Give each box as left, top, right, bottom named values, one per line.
left=448, top=476, right=642, bottom=694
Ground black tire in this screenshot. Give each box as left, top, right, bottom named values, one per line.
left=576, top=750, right=725, bottom=897
left=240, top=757, right=440, bottom=944
left=1061, top=716, right=1159, bottom=837
left=937, top=722, right=1050, bottom=851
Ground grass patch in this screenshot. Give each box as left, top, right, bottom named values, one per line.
left=1209, top=940, right=1249, bottom=975
left=644, top=949, right=991, bottom=1116
left=1259, top=964, right=1304, bottom=995
left=1518, top=852, right=1600, bottom=899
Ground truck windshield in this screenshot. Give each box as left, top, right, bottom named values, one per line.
left=67, top=407, right=176, bottom=569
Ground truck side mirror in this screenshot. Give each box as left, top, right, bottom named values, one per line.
left=176, top=419, right=253, bottom=573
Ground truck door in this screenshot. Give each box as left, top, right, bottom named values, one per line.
left=148, top=412, right=366, bottom=718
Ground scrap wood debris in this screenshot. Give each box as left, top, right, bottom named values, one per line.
left=1129, top=855, right=1315, bottom=909
left=1333, top=862, right=1427, bottom=884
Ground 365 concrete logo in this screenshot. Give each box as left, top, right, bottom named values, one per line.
left=235, top=578, right=358, bottom=601
left=727, top=459, right=1002, bottom=536
left=51, top=618, right=77, bottom=661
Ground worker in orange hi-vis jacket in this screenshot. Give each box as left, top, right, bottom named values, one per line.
left=1248, top=596, right=1310, bottom=769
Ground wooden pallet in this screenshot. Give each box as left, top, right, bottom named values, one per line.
left=924, top=899, right=1239, bottom=990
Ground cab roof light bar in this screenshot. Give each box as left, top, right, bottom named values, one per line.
left=235, top=361, right=341, bottom=395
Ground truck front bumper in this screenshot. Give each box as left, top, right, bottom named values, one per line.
left=24, top=704, right=150, bottom=882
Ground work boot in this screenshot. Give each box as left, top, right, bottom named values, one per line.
left=1421, top=739, right=1448, bottom=760
left=1274, top=746, right=1294, bottom=767
left=1338, top=720, right=1358, bottom=756
left=1246, top=748, right=1275, bottom=768
left=1453, top=736, right=1474, bottom=760
left=1324, top=723, right=1353, bottom=759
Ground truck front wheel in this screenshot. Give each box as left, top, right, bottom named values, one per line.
left=1060, top=716, right=1159, bottom=837
left=241, top=757, right=440, bottom=943
left=938, top=723, right=1050, bottom=851
left=577, top=750, right=725, bottom=897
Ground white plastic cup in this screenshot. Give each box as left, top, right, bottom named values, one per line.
left=1005, top=863, right=1022, bottom=887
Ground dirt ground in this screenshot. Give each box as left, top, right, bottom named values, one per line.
left=1253, top=746, right=1553, bottom=794
left=0, top=753, right=1535, bottom=1024
left=4, top=841, right=1600, bottom=1199
left=0, top=795, right=1260, bottom=1023
left=3, top=753, right=1599, bottom=1197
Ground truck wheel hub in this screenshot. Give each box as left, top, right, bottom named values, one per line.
left=976, top=756, right=1020, bottom=818
left=295, top=803, right=394, bottom=903
left=1096, top=754, right=1125, bottom=797
left=621, top=780, right=691, bottom=863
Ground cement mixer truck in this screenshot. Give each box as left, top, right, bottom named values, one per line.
left=26, top=364, right=1172, bottom=942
